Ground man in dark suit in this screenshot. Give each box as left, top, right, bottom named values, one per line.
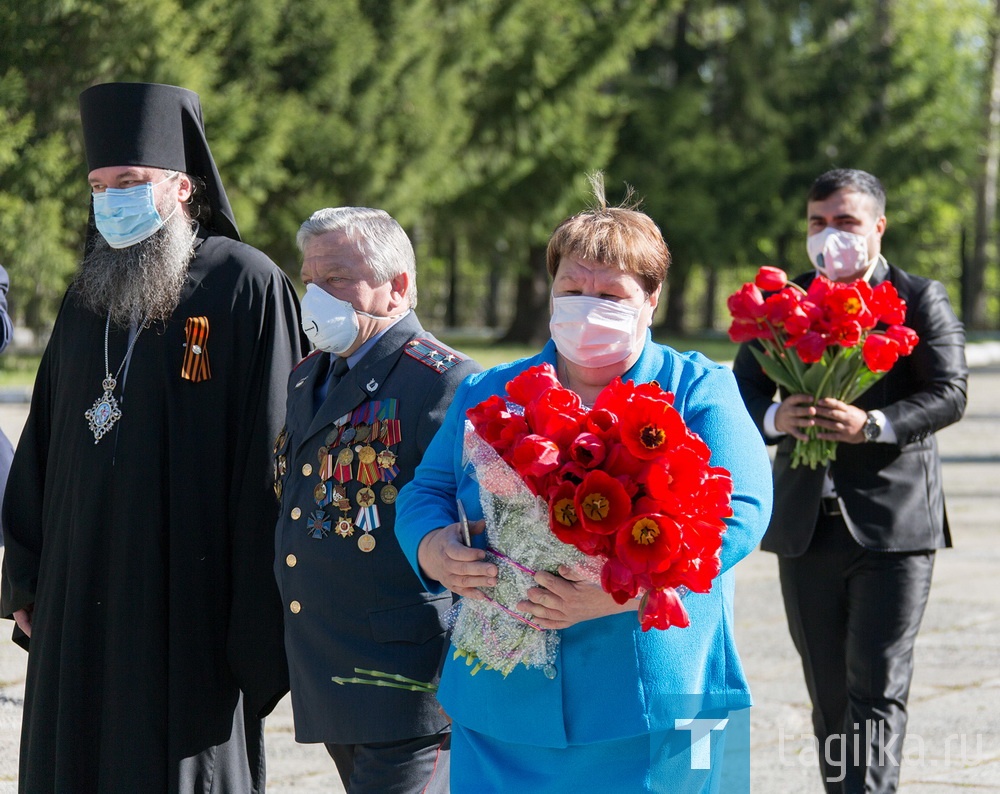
left=273, top=206, right=480, bottom=793
left=733, top=169, right=968, bottom=792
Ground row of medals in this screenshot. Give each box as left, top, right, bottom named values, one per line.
left=275, top=422, right=399, bottom=553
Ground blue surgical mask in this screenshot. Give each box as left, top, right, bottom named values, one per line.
left=92, top=172, right=179, bottom=248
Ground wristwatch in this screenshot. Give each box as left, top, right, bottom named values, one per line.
left=862, top=411, right=881, bottom=443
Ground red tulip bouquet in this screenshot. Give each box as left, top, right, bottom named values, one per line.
left=452, top=363, right=734, bottom=677
left=727, top=266, right=919, bottom=469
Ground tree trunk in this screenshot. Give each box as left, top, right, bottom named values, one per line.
left=659, top=267, right=688, bottom=334
left=701, top=265, right=717, bottom=332
left=500, top=244, right=550, bottom=345
left=967, top=0, right=1000, bottom=329
left=864, top=1, right=894, bottom=136
left=446, top=235, right=459, bottom=328
left=487, top=246, right=503, bottom=330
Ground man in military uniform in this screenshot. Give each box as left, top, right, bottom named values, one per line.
left=274, top=206, right=480, bottom=793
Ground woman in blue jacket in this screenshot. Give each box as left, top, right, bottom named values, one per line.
left=395, top=181, right=772, bottom=793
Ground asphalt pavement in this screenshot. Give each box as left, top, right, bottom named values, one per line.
left=1, top=358, right=998, bottom=792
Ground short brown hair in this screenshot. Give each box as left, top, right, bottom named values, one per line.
left=808, top=169, right=886, bottom=216
left=546, top=174, right=671, bottom=295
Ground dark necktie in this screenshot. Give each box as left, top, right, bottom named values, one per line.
left=314, top=355, right=350, bottom=411
left=329, top=355, right=350, bottom=385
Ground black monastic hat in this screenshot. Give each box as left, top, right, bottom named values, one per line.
left=79, top=82, right=240, bottom=241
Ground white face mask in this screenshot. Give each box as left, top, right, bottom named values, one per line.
left=806, top=226, right=872, bottom=280
left=300, top=283, right=408, bottom=354
left=549, top=295, right=646, bottom=368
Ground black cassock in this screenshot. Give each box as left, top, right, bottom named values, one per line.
left=1, top=229, right=304, bottom=792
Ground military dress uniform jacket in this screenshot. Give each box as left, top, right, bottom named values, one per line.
left=274, top=312, right=480, bottom=745
left=732, top=259, right=968, bottom=556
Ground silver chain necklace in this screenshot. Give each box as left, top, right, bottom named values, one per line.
left=85, top=312, right=149, bottom=443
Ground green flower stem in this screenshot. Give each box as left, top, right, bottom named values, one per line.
left=814, top=349, right=840, bottom=401
left=331, top=667, right=438, bottom=693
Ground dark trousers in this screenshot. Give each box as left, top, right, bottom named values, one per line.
left=777, top=514, right=934, bottom=793
left=325, top=731, right=450, bottom=794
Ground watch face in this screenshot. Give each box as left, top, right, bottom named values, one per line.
left=864, top=414, right=881, bottom=441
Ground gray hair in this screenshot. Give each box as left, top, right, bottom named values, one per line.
left=296, top=207, right=417, bottom=308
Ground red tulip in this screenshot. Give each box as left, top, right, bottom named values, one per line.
left=822, top=283, right=876, bottom=330
left=666, top=548, right=723, bottom=593
left=548, top=481, right=608, bottom=555
left=764, top=289, right=804, bottom=328
left=870, top=282, right=907, bottom=325
left=525, top=387, right=586, bottom=448
left=885, top=324, right=919, bottom=355
left=754, top=266, right=788, bottom=291
left=467, top=394, right=509, bottom=427
left=829, top=318, right=863, bottom=348
left=574, top=470, right=633, bottom=535
left=644, top=447, right=713, bottom=516
left=793, top=331, right=828, bottom=364
left=862, top=333, right=901, bottom=373
left=506, top=434, right=561, bottom=479
left=616, top=513, right=682, bottom=575
left=726, top=283, right=767, bottom=322
left=639, top=587, right=690, bottom=631
left=568, top=432, right=607, bottom=469
left=601, top=558, right=640, bottom=604
left=506, top=363, right=561, bottom=406
left=619, top=396, right=686, bottom=460
left=727, top=318, right=770, bottom=343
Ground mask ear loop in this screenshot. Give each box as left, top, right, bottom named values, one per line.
left=152, top=170, right=180, bottom=187
left=154, top=171, right=188, bottom=226
left=354, top=306, right=411, bottom=321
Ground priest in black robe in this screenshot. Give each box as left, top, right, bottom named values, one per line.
left=0, top=82, right=305, bottom=792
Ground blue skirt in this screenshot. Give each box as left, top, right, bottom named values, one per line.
left=449, top=720, right=741, bottom=794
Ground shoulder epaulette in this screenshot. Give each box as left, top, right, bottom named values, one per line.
left=404, top=338, right=464, bottom=373
left=292, top=349, right=324, bottom=373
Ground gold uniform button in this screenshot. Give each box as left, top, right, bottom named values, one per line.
left=291, top=507, right=302, bottom=520
left=286, top=554, right=297, bottom=567
left=289, top=600, right=301, bottom=614
left=301, top=463, right=313, bottom=476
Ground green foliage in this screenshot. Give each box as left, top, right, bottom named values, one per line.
left=0, top=69, right=81, bottom=331
left=0, top=0, right=997, bottom=334
left=612, top=0, right=990, bottom=331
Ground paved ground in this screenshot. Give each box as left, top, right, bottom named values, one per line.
left=740, top=365, right=1000, bottom=792
left=1, top=362, right=998, bottom=792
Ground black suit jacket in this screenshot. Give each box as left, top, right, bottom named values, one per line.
left=733, top=260, right=968, bottom=556
left=273, top=312, right=481, bottom=743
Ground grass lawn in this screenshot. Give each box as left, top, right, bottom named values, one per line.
left=0, top=354, right=40, bottom=390
left=0, top=332, right=739, bottom=391
left=440, top=332, right=738, bottom=370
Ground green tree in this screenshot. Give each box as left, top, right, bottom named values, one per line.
left=429, top=0, right=665, bottom=343
left=613, top=1, right=791, bottom=333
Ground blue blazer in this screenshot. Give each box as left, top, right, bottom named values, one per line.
left=395, top=337, right=773, bottom=748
